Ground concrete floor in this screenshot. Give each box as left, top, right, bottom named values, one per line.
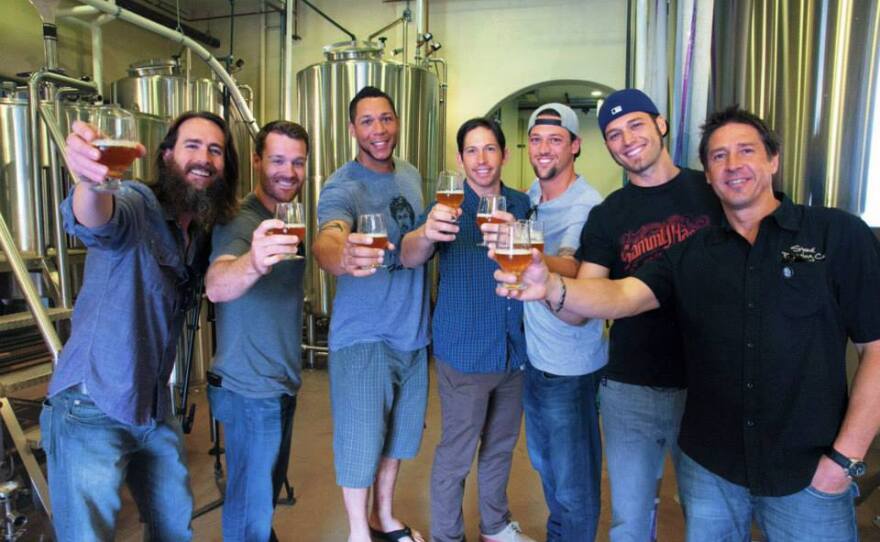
left=111, top=363, right=880, bottom=542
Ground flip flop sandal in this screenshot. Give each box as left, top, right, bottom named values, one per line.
left=370, top=524, right=417, bottom=542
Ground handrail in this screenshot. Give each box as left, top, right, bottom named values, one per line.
left=0, top=212, right=63, bottom=362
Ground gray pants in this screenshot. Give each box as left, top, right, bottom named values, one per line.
left=430, top=360, right=524, bottom=542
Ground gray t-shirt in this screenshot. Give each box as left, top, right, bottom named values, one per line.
left=317, top=159, right=430, bottom=352
left=524, top=176, right=608, bottom=376
left=210, top=193, right=305, bottom=398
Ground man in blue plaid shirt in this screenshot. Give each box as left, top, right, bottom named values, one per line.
left=401, top=118, right=535, bottom=542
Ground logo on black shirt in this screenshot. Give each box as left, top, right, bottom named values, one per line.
left=619, top=214, right=711, bottom=272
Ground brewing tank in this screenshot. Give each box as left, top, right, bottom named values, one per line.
left=297, top=41, right=441, bottom=315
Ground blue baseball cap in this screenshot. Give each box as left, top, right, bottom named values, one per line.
left=597, top=89, right=661, bottom=134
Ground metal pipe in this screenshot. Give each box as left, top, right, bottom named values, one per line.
left=43, top=23, right=59, bottom=70
left=56, top=5, right=99, bottom=17
left=28, top=71, right=99, bottom=257
left=0, top=73, right=27, bottom=85
left=368, top=16, right=406, bottom=41
left=0, top=214, right=63, bottom=361
left=282, top=0, right=294, bottom=120
left=429, top=57, right=447, bottom=170
left=259, top=0, right=267, bottom=123
left=39, top=102, right=73, bottom=309
left=298, top=0, right=355, bottom=41
left=415, top=0, right=427, bottom=38
left=77, top=0, right=259, bottom=138
left=58, top=13, right=114, bottom=96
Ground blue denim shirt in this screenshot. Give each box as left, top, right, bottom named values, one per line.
left=48, top=181, right=206, bottom=426
left=425, top=182, right=530, bottom=373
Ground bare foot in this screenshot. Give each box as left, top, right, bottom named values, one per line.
left=368, top=515, right=424, bottom=542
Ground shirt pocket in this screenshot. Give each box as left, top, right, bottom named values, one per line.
left=777, top=262, right=826, bottom=318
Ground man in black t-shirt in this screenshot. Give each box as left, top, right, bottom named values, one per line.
left=498, top=106, right=880, bottom=542
left=576, top=89, right=722, bottom=541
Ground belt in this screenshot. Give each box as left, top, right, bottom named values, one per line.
left=206, top=371, right=223, bottom=388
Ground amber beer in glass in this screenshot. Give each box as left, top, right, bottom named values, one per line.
left=528, top=219, right=545, bottom=253
left=272, top=202, right=306, bottom=260
left=476, top=194, right=507, bottom=246
left=436, top=171, right=465, bottom=211
left=495, top=221, right=531, bottom=290
left=357, top=213, right=389, bottom=268
left=93, top=105, right=139, bottom=192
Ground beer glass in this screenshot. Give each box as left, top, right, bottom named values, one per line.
left=495, top=221, right=531, bottom=290
left=272, top=202, right=306, bottom=260
left=476, top=194, right=507, bottom=246
left=357, top=213, right=389, bottom=269
left=528, top=219, right=545, bottom=253
left=93, top=104, right=138, bottom=192
left=435, top=171, right=465, bottom=214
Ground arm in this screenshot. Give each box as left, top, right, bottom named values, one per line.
left=312, top=220, right=389, bottom=277
left=205, top=218, right=300, bottom=303
left=493, top=251, right=660, bottom=320
left=811, top=339, right=880, bottom=492
left=400, top=203, right=460, bottom=267
left=66, top=121, right=145, bottom=228
left=544, top=247, right=579, bottom=278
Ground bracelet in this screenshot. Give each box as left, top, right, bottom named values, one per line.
left=544, top=273, right=567, bottom=313
left=554, top=275, right=567, bottom=313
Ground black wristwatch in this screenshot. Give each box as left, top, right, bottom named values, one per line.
left=826, top=447, right=867, bottom=478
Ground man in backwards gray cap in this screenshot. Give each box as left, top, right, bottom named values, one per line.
left=578, top=89, right=722, bottom=540
left=519, top=103, right=607, bottom=542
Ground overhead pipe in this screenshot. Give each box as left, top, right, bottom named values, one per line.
left=298, top=0, right=356, bottom=41
left=368, top=15, right=407, bottom=42
left=76, top=0, right=259, bottom=139
left=57, top=13, right=115, bottom=96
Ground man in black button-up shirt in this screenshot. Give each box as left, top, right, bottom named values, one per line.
left=497, top=106, right=880, bottom=541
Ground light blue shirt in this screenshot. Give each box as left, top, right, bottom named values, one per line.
left=524, top=176, right=608, bottom=376
left=317, top=159, right=430, bottom=352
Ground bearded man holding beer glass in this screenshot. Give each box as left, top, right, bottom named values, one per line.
left=204, top=120, right=309, bottom=541
left=401, top=118, right=535, bottom=542
left=40, top=111, right=239, bottom=540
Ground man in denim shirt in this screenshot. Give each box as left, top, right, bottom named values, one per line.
left=40, top=112, right=239, bottom=540
left=401, top=118, right=535, bottom=542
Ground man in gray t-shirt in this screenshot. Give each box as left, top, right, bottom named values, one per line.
left=314, top=86, right=429, bottom=542
left=205, top=121, right=309, bottom=541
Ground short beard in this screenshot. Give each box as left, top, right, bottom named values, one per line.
left=155, top=161, right=225, bottom=230
left=534, top=165, right=558, bottom=181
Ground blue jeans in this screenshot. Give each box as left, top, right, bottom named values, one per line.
left=40, top=388, right=193, bottom=541
left=523, top=362, right=602, bottom=542
left=599, top=378, right=686, bottom=542
left=208, top=385, right=296, bottom=542
left=678, top=452, right=858, bottom=542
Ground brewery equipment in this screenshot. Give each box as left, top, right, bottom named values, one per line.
left=297, top=40, right=441, bottom=316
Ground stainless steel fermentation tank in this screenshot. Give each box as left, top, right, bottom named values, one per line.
left=112, top=59, right=255, bottom=195
left=298, top=41, right=441, bottom=315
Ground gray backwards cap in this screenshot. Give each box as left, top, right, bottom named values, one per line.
left=527, top=103, right=580, bottom=136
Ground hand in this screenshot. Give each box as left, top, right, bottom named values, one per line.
left=342, top=233, right=394, bottom=277
left=480, top=210, right=516, bottom=247
left=489, top=248, right=548, bottom=300
left=66, top=121, right=146, bottom=185
left=249, top=219, right=301, bottom=275
left=809, top=455, right=852, bottom=495
left=424, top=203, right=461, bottom=242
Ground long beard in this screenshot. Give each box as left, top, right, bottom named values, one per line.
left=156, top=161, right=225, bottom=229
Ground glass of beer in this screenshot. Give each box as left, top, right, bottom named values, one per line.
left=495, top=221, right=531, bottom=290
left=528, top=219, right=545, bottom=253
left=476, top=194, right=507, bottom=247
left=271, top=202, right=306, bottom=260
left=357, top=213, right=389, bottom=269
left=436, top=171, right=465, bottom=215
left=93, top=104, right=139, bottom=192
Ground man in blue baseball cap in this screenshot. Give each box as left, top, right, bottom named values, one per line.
left=582, top=88, right=723, bottom=540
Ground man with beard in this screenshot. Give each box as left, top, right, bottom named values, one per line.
left=40, top=112, right=238, bottom=540
left=498, top=105, right=880, bottom=542
left=579, top=89, right=721, bottom=541
left=313, top=86, right=429, bottom=542
left=401, top=118, right=535, bottom=542
left=520, top=103, right=607, bottom=542
left=204, top=120, right=308, bottom=541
